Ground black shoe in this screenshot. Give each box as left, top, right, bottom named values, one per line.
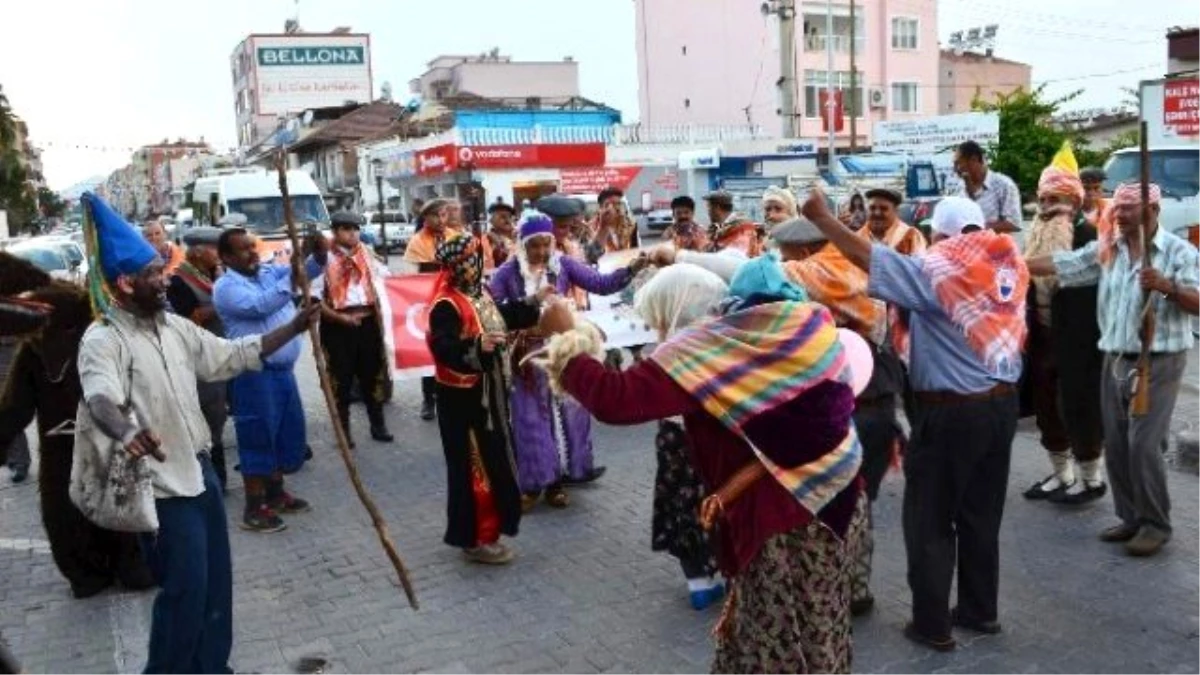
left=370, top=425, right=394, bottom=442
left=9, top=466, right=28, bottom=484
left=1049, top=481, right=1107, bottom=505
left=1023, top=475, right=1072, bottom=500
left=304, top=445, right=313, bottom=461
left=561, top=466, right=607, bottom=486
left=420, top=399, right=436, bottom=421
left=71, top=576, right=113, bottom=599
left=850, top=594, right=876, bottom=617
left=116, top=563, right=156, bottom=591
left=951, top=607, right=1002, bottom=634
left=904, top=623, right=956, bottom=652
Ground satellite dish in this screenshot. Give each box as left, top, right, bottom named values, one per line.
left=301, top=110, right=314, bottom=126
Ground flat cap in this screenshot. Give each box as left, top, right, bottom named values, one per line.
left=330, top=211, right=365, bottom=229
left=864, top=186, right=903, bottom=206
left=703, top=190, right=734, bottom=209
left=182, top=226, right=222, bottom=247
left=487, top=200, right=515, bottom=215
left=217, top=213, right=248, bottom=227
left=770, top=217, right=827, bottom=246
left=535, top=194, right=584, bottom=218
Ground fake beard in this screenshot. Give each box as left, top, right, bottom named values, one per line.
left=1025, top=211, right=1076, bottom=321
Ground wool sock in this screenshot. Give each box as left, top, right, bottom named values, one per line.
left=1079, top=458, right=1105, bottom=486
left=1041, top=450, right=1075, bottom=490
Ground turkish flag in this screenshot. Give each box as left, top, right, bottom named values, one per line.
left=820, top=90, right=845, bottom=133
left=381, top=274, right=437, bottom=379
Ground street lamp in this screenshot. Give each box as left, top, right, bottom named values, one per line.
left=371, top=157, right=388, bottom=263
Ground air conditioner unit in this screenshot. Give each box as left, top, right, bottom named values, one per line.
left=868, top=87, right=887, bottom=109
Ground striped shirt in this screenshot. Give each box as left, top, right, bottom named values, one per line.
left=950, top=170, right=1023, bottom=227
left=1053, top=226, right=1199, bottom=354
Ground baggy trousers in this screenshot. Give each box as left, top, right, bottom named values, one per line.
left=321, top=315, right=388, bottom=430
left=903, top=392, right=1018, bottom=637
left=138, top=456, right=233, bottom=674
left=1101, top=352, right=1187, bottom=535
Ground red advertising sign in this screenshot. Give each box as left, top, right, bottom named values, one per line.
left=820, top=90, right=845, bottom=133
left=559, top=166, right=643, bottom=194
left=418, top=144, right=606, bottom=175
left=415, top=144, right=457, bottom=176
left=1164, top=78, right=1200, bottom=137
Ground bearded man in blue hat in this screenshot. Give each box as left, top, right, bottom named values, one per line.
left=75, top=192, right=319, bottom=674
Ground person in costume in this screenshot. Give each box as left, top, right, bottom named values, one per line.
left=636, top=265, right=727, bottom=611
left=486, top=200, right=518, bottom=269
left=166, top=227, right=231, bottom=492
left=489, top=211, right=646, bottom=508
left=426, top=232, right=545, bottom=565
left=405, top=199, right=459, bottom=421
left=313, top=211, right=394, bottom=445
left=75, top=192, right=317, bottom=673
left=804, top=191, right=1028, bottom=652
left=141, top=219, right=184, bottom=275
left=703, top=190, right=762, bottom=257
left=534, top=195, right=593, bottom=307
left=663, top=195, right=709, bottom=251
left=1021, top=145, right=1106, bottom=505
left=1080, top=166, right=1108, bottom=226
left=583, top=186, right=640, bottom=264
left=0, top=250, right=154, bottom=599
left=214, top=227, right=312, bottom=532
left=535, top=258, right=868, bottom=673
left=1027, top=182, right=1199, bottom=557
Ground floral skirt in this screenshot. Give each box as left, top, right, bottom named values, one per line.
left=651, top=421, right=716, bottom=575
left=712, top=492, right=867, bottom=674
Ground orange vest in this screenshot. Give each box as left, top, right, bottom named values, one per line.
left=428, top=288, right=483, bottom=388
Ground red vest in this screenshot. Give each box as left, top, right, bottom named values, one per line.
left=428, top=288, right=483, bottom=388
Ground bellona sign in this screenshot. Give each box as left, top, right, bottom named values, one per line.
left=257, top=46, right=366, bottom=66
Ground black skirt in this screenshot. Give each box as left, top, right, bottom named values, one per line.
left=651, top=420, right=716, bottom=575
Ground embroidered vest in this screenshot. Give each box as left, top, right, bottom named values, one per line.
left=429, top=289, right=506, bottom=388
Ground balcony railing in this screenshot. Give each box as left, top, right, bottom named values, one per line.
left=803, top=34, right=862, bottom=54
left=612, top=123, right=769, bottom=145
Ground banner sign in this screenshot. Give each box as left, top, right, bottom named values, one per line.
left=1163, top=78, right=1200, bottom=137
left=559, top=166, right=643, bottom=194
left=872, top=112, right=1000, bottom=153
left=585, top=249, right=659, bottom=350
left=415, top=143, right=606, bottom=176
left=250, top=34, right=372, bottom=115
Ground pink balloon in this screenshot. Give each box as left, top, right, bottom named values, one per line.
left=837, top=328, right=874, bottom=396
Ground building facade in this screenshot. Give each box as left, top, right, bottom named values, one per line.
left=938, top=50, right=1032, bottom=115
left=633, top=0, right=939, bottom=149
left=1167, top=27, right=1199, bottom=76
left=231, top=26, right=374, bottom=151
left=410, top=51, right=580, bottom=104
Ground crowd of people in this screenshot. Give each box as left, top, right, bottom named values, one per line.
left=0, top=138, right=1196, bottom=674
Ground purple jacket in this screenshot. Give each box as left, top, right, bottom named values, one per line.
left=489, top=255, right=632, bottom=304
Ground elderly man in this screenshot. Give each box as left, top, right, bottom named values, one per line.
left=142, top=219, right=184, bottom=275
left=1021, top=154, right=1106, bottom=505
left=77, top=192, right=317, bottom=673
left=213, top=227, right=311, bottom=532
left=805, top=192, right=1028, bottom=651
left=1027, top=183, right=1199, bottom=557
left=486, top=200, right=517, bottom=269
left=951, top=140, right=1023, bottom=235
left=166, top=226, right=231, bottom=492
left=861, top=187, right=927, bottom=255
left=702, top=190, right=761, bottom=257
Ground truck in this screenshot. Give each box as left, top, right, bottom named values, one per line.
left=1104, top=77, right=1199, bottom=245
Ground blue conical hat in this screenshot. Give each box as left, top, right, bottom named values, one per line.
left=81, top=192, right=157, bottom=318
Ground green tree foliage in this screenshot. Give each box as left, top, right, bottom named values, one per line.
left=37, top=186, right=65, bottom=218
left=0, top=84, right=36, bottom=234
left=971, top=86, right=1078, bottom=204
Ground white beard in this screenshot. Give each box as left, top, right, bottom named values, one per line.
left=1025, top=211, right=1076, bottom=325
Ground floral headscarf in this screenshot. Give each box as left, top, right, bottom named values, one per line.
left=435, top=232, right=484, bottom=298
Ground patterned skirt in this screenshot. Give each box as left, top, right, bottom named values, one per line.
left=712, top=492, right=867, bottom=674
left=651, top=420, right=716, bottom=575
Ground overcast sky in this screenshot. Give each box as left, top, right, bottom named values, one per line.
left=0, top=0, right=1193, bottom=190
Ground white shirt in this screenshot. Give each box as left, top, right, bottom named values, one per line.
left=310, top=247, right=391, bottom=307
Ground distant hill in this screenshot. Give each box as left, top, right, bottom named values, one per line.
left=58, top=176, right=106, bottom=201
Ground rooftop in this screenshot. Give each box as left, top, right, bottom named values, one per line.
left=287, top=101, right=404, bottom=152
left=939, top=49, right=1031, bottom=69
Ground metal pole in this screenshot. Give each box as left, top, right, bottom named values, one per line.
left=848, top=0, right=857, bottom=152
left=825, top=0, right=836, bottom=170
left=375, top=171, right=389, bottom=263
left=779, top=0, right=797, bottom=138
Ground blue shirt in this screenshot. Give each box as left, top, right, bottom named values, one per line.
left=1054, top=225, right=1199, bottom=354
left=868, top=244, right=1015, bottom=394
left=305, top=254, right=327, bottom=283
left=213, top=263, right=301, bottom=368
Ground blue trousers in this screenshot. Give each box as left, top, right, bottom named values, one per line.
left=230, top=367, right=306, bottom=477
left=138, top=456, right=233, bottom=674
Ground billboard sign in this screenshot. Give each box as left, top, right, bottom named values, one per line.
left=873, top=112, right=1000, bottom=153
left=252, top=34, right=372, bottom=116
left=1163, top=77, right=1199, bottom=138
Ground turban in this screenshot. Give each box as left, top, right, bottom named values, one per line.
left=1037, top=166, right=1085, bottom=203
left=1112, top=182, right=1162, bottom=207
left=434, top=232, right=483, bottom=298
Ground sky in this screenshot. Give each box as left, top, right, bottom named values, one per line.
left=0, top=0, right=1193, bottom=190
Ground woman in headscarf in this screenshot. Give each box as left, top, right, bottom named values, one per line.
left=762, top=186, right=798, bottom=227
left=489, top=211, right=647, bottom=509
left=534, top=257, right=869, bottom=673
left=839, top=192, right=867, bottom=231
left=426, top=231, right=545, bottom=565
left=637, top=265, right=729, bottom=610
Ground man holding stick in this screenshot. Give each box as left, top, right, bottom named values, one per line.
left=1026, top=182, right=1199, bottom=557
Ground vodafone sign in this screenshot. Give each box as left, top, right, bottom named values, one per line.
left=415, top=143, right=605, bottom=175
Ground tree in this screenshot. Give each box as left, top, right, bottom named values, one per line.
left=972, top=86, right=1080, bottom=204
left=37, top=186, right=65, bottom=218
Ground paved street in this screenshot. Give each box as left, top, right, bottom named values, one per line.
left=1, top=348, right=1197, bottom=674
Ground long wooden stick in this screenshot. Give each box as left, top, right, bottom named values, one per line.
left=1131, top=120, right=1156, bottom=417
left=275, top=150, right=419, bottom=609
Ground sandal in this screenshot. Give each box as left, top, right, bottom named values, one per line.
left=545, top=487, right=570, bottom=508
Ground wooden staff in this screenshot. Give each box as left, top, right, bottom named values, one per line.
left=275, top=150, right=419, bottom=609
left=1131, top=121, right=1156, bottom=417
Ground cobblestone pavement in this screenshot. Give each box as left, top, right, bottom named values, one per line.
left=1, top=349, right=1196, bottom=674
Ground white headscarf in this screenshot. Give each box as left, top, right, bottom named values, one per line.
left=634, top=264, right=729, bottom=339
left=761, top=186, right=798, bottom=218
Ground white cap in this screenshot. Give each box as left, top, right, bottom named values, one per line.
left=931, top=197, right=985, bottom=238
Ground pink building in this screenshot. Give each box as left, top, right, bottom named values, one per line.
left=634, top=0, right=939, bottom=147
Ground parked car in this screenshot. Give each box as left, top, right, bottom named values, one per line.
left=6, top=239, right=83, bottom=285
left=363, top=211, right=415, bottom=252
left=638, top=209, right=674, bottom=234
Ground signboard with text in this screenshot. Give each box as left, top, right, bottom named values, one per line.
left=415, top=143, right=606, bottom=176
left=1163, top=78, right=1199, bottom=137
left=251, top=34, right=372, bottom=116
left=559, top=166, right=643, bottom=194
left=873, top=112, right=1000, bottom=153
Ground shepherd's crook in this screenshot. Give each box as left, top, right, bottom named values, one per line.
left=274, top=150, right=419, bottom=609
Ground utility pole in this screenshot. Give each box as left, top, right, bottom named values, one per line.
left=777, top=0, right=798, bottom=138
left=848, top=0, right=857, bottom=152
left=825, top=0, right=836, bottom=170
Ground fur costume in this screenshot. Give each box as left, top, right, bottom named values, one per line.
left=0, top=251, right=152, bottom=598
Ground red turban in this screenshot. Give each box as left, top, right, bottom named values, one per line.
left=1111, top=182, right=1162, bottom=207
left=1036, top=166, right=1085, bottom=203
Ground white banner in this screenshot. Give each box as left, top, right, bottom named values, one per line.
left=251, top=35, right=373, bottom=116
left=585, top=249, right=659, bottom=349
left=872, top=112, right=1000, bottom=153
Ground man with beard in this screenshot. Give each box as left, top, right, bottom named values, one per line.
left=486, top=200, right=517, bottom=269
left=663, top=195, right=708, bottom=251
left=76, top=192, right=318, bottom=672
left=1021, top=149, right=1106, bottom=505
